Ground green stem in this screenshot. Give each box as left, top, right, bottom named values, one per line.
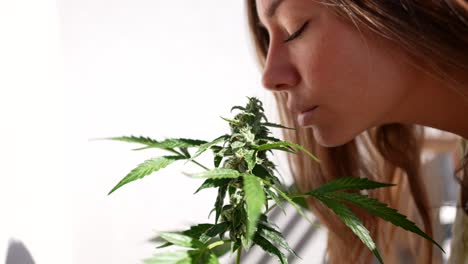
left=265, top=194, right=305, bottom=214
left=236, top=247, right=242, bottom=264
left=207, top=239, right=231, bottom=250
left=265, top=203, right=278, bottom=214
left=262, top=179, right=321, bottom=229
left=289, top=194, right=307, bottom=198
left=191, top=160, right=210, bottom=171
left=169, top=149, right=210, bottom=171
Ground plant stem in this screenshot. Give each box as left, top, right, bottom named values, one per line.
left=207, top=239, right=231, bottom=250
left=265, top=203, right=278, bottom=214
left=169, top=149, right=210, bottom=171
left=262, top=179, right=321, bottom=228
left=289, top=194, right=307, bottom=198
left=265, top=194, right=305, bottom=215
left=236, top=247, right=242, bottom=264
left=191, top=160, right=210, bottom=171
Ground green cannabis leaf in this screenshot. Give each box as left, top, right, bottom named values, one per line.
left=324, top=191, right=443, bottom=251
left=108, top=155, right=186, bottom=195
left=102, top=97, right=443, bottom=264
left=306, top=177, right=395, bottom=194
left=305, top=177, right=445, bottom=259
left=243, top=173, right=266, bottom=242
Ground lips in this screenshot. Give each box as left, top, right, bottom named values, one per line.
left=298, top=106, right=319, bottom=126
left=300, top=106, right=318, bottom=114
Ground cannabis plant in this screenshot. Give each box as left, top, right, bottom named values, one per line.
left=103, top=97, right=443, bottom=264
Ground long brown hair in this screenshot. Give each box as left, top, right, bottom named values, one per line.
left=245, top=0, right=468, bottom=263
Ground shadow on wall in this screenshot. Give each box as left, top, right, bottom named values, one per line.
left=6, top=239, right=35, bottom=264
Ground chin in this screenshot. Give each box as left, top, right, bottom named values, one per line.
left=312, top=126, right=356, bottom=148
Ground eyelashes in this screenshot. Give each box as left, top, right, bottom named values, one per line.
left=283, top=20, right=310, bottom=43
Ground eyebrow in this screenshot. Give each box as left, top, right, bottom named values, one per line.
left=266, top=0, right=284, bottom=18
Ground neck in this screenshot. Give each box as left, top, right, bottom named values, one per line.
left=389, top=68, right=468, bottom=139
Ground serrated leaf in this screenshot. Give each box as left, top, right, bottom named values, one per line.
left=174, top=258, right=191, bottom=264
left=314, top=195, right=384, bottom=264
left=187, top=135, right=228, bottom=163
left=252, top=164, right=279, bottom=184
left=137, top=138, right=207, bottom=150
left=210, top=240, right=232, bottom=258
left=156, top=242, right=172, bottom=249
left=105, top=135, right=159, bottom=145
left=214, top=155, right=223, bottom=168
left=161, top=138, right=208, bottom=148
left=326, top=192, right=444, bottom=252
left=199, top=222, right=229, bottom=243
left=220, top=116, right=240, bottom=125
left=231, top=105, right=246, bottom=112
left=211, top=146, right=224, bottom=168
left=290, top=196, right=308, bottom=210
left=197, top=250, right=220, bottom=264
left=178, top=147, right=191, bottom=158
left=241, top=234, right=253, bottom=251
left=159, top=232, right=205, bottom=249
left=260, top=122, right=296, bottom=130
left=146, top=249, right=206, bottom=264
left=306, top=177, right=395, bottom=195
left=264, top=187, right=286, bottom=214
left=253, top=234, right=288, bottom=264
left=244, top=150, right=257, bottom=172
left=264, top=136, right=281, bottom=143
left=256, top=143, right=297, bottom=154
left=230, top=240, right=241, bottom=255
left=243, top=174, right=266, bottom=242
left=151, top=224, right=212, bottom=246
left=108, top=155, right=185, bottom=195
left=258, top=226, right=298, bottom=258
left=176, top=249, right=210, bottom=264
left=210, top=145, right=223, bottom=153
left=194, top=178, right=230, bottom=194
left=213, top=156, right=223, bottom=168
left=256, top=141, right=320, bottom=162
left=258, top=214, right=282, bottom=232
left=215, top=185, right=228, bottom=224
left=240, top=112, right=256, bottom=117
left=233, top=203, right=245, bottom=230
left=106, top=136, right=207, bottom=151
left=182, top=224, right=214, bottom=239
left=231, top=141, right=245, bottom=149
left=240, top=127, right=255, bottom=143
left=265, top=181, right=318, bottom=228
left=143, top=250, right=191, bottom=264
left=192, top=168, right=241, bottom=179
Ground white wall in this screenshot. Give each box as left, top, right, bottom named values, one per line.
left=0, top=0, right=71, bottom=263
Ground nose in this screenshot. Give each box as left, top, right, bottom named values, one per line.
left=261, top=45, right=300, bottom=92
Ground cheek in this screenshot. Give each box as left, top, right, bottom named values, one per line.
left=296, top=16, right=413, bottom=146
left=297, top=16, right=371, bottom=102
left=310, top=18, right=411, bottom=112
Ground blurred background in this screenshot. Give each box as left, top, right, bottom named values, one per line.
left=0, top=1, right=460, bottom=263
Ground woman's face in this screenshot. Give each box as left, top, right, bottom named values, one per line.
left=256, top=0, right=420, bottom=147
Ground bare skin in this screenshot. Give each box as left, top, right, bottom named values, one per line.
left=255, top=0, right=468, bottom=147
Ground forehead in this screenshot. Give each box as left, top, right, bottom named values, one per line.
left=255, top=0, right=282, bottom=17
left=255, top=0, right=324, bottom=22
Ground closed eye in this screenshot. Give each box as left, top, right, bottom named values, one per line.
left=283, top=20, right=310, bottom=43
